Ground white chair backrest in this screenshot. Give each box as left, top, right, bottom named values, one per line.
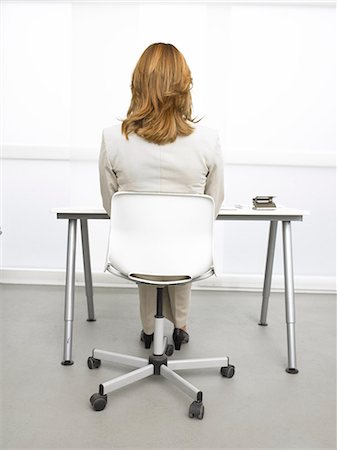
left=105, top=192, right=214, bottom=282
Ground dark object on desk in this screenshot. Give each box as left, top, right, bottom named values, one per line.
left=253, top=196, right=276, bottom=209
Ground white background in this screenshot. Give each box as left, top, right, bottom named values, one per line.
left=1, top=1, right=336, bottom=290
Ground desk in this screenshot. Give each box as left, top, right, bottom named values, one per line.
left=53, top=206, right=308, bottom=373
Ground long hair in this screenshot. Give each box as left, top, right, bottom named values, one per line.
left=121, top=43, right=201, bottom=145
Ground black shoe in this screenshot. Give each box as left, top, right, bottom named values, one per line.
left=172, top=328, right=189, bottom=350
left=140, top=330, right=154, bottom=349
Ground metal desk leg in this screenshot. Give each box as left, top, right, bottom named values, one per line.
left=282, top=221, right=299, bottom=374
left=61, top=219, right=77, bottom=366
left=259, top=221, right=278, bottom=326
left=80, top=219, right=95, bottom=321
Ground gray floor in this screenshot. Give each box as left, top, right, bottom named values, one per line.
left=0, top=284, right=336, bottom=450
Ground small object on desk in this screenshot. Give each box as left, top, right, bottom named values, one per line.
left=220, top=205, right=239, bottom=210
left=220, top=204, right=250, bottom=210
left=253, top=196, right=276, bottom=209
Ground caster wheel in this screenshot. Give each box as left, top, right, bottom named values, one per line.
left=165, top=344, right=174, bottom=356
left=87, top=357, right=101, bottom=369
left=189, top=401, right=204, bottom=420
left=90, top=393, right=107, bottom=411
left=220, top=364, right=235, bottom=378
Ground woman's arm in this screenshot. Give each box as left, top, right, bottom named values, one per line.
left=98, top=131, right=118, bottom=216
left=204, top=133, right=225, bottom=218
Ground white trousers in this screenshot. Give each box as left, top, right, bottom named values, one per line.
left=137, top=283, right=192, bottom=334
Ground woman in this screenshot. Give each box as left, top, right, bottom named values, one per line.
left=99, top=42, right=224, bottom=350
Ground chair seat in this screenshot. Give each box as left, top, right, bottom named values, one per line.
left=106, top=262, right=215, bottom=286
left=129, top=273, right=192, bottom=283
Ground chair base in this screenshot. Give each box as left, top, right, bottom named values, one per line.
left=88, top=346, right=235, bottom=419
left=88, top=288, right=235, bottom=419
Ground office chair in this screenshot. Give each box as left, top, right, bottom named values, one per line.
left=88, top=192, right=235, bottom=419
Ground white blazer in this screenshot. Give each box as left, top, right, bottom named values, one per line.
left=99, top=122, right=224, bottom=217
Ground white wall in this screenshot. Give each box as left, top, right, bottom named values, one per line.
left=1, top=1, right=336, bottom=292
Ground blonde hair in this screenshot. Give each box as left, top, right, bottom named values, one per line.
left=121, top=43, right=201, bottom=145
